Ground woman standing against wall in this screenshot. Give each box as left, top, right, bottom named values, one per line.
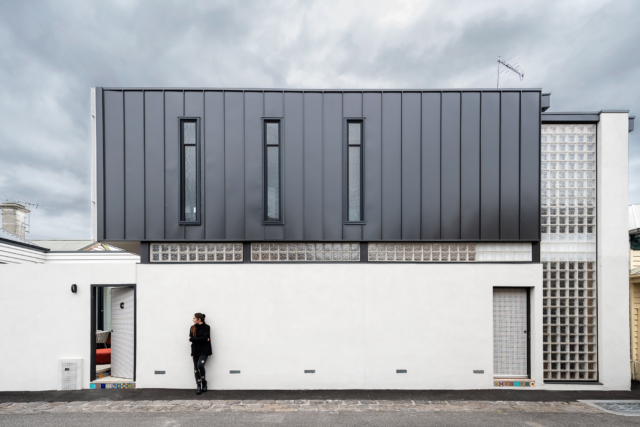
left=189, top=313, right=212, bottom=395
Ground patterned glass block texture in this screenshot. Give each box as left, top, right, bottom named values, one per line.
left=150, top=243, right=243, bottom=262
left=368, top=243, right=531, bottom=262
left=493, top=288, right=528, bottom=377
left=541, top=124, right=597, bottom=381
left=251, top=242, right=360, bottom=262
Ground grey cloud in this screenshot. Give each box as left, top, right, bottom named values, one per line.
left=0, top=0, right=638, bottom=239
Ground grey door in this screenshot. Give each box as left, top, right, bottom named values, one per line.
left=110, top=287, right=134, bottom=379
left=493, top=288, right=528, bottom=378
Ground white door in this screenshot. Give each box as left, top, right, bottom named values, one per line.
left=493, top=288, right=528, bottom=378
left=110, top=287, right=134, bottom=379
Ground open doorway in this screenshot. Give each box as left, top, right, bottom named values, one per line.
left=90, top=284, right=136, bottom=386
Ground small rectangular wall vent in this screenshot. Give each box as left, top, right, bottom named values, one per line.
left=473, top=370, right=484, bottom=374
left=304, top=370, right=315, bottom=374
left=230, top=370, right=241, bottom=374
left=396, top=369, right=407, bottom=374
left=58, top=359, right=82, bottom=390
left=155, top=371, right=165, bottom=375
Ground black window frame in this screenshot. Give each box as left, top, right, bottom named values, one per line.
left=178, top=117, right=201, bottom=225
left=344, top=118, right=365, bottom=224
left=262, top=118, right=284, bottom=224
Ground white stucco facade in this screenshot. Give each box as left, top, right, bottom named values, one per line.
left=596, top=112, right=631, bottom=389
left=0, top=264, right=137, bottom=392
left=0, top=262, right=543, bottom=391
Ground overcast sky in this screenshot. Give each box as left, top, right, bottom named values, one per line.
left=0, top=0, right=638, bottom=240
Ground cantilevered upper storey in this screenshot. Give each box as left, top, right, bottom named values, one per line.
left=93, top=88, right=543, bottom=243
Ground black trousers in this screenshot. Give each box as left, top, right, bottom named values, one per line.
left=193, top=355, right=208, bottom=384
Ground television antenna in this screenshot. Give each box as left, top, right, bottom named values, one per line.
left=497, top=52, right=524, bottom=88
left=0, top=195, right=55, bottom=235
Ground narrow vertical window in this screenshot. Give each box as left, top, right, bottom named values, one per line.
left=346, top=120, right=363, bottom=222
left=180, top=119, right=199, bottom=224
left=264, top=120, right=282, bottom=223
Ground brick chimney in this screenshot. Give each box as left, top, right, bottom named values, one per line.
left=0, top=203, right=30, bottom=239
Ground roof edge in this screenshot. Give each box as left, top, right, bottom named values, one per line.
left=0, top=237, right=50, bottom=252
left=542, top=111, right=634, bottom=132
left=100, top=87, right=544, bottom=92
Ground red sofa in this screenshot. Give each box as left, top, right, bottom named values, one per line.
left=96, top=348, right=111, bottom=364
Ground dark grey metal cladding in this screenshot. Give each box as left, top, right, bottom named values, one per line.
left=244, top=91, right=264, bottom=240
left=421, top=92, right=441, bottom=239
left=124, top=91, right=145, bottom=240
left=500, top=92, right=520, bottom=239
left=97, top=88, right=542, bottom=242
left=440, top=93, right=461, bottom=239
left=401, top=93, right=421, bottom=240
left=381, top=93, right=402, bottom=240
left=144, top=91, right=165, bottom=240
left=460, top=92, right=480, bottom=240
left=103, top=90, right=125, bottom=240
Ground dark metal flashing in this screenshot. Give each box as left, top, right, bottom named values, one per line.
left=541, top=93, right=551, bottom=112
left=0, top=237, right=50, bottom=252
left=102, top=87, right=543, bottom=93
left=542, top=112, right=600, bottom=123
left=542, top=110, right=634, bottom=132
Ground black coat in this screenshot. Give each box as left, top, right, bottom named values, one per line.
left=190, top=323, right=212, bottom=357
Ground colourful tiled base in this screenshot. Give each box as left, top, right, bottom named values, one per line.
left=494, top=380, right=535, bottom=387
left=90, top=383, right=135, bottom=389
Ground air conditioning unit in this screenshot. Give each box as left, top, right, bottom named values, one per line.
left=58, top=359, right=82, bottom=390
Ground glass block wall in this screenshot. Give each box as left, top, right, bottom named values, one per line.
left=150, top=243, right=243, bottom=262
left=368, top=243, right=532, bottom=262
left=541, top=124, right=598, bottom=381
left=251, top=242, right=361, bottom=262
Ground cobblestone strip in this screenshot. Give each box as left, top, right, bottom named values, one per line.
left=0, top=400, right=604, bottom=415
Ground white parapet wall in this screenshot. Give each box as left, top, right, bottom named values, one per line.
left=136, top=263, right=542, bottom=390
left=596, top=112, right=631, bottom=389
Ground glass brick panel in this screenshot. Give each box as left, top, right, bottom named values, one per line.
left=150, top=242, right=243, bottom=263
left=368, top=242, right=532, bottom=262
left=541, top=124, right=597, bottom=381
left=251, top=242, right=360, bottom=262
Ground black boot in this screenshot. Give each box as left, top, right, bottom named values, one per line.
left=196, top=382, right=202, bottom=395
left=202, top=380, right=207, bottom=392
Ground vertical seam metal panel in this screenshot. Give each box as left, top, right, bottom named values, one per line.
left=519, top=91, right=522, bottom=239
left=96, top=88, right=105, bottom=240
left=143, top=90, right=146, bottom=240
left=163, top=90, right=166, bottom=239
left=182, top=91, right=185, bottom=239
left=302, top=91, right=305, bottom=240
left=499, top=91, right=502, bottom=239
left=439, top=91, right=442, bottom=238
left=122, top=91, right=126, bottom=239
left=202, top=90, right=206, bottom=237
left=420, top=93, right=423, bottom=239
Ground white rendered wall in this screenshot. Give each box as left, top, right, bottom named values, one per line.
left=597, top=112, right=631, bottom=389
left=136, top=263, right=541, bottom=390
left=0, top=264, right=136, bottom=391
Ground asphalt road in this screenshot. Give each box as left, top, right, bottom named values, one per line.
left=2, top=384, right=640, bottom=403
left=0, top=411, right=635, bottom=426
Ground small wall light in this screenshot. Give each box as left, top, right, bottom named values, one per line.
left=120, top=302, right=125, bottom=309
left=71, top=284, right=77, bottom=293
